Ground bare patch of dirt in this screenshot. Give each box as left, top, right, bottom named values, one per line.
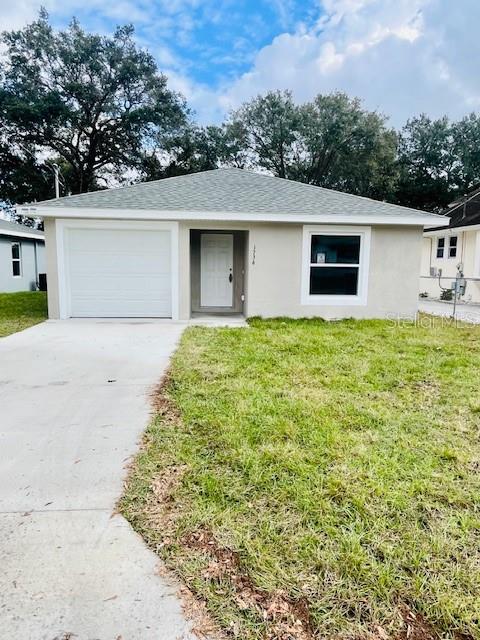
left=154, top=562, right=227, bottom=640
left=397, top=605, right=439, bottom=640
left=183, top=528, right=315, bottom=640
left=148, top=371, right=180, bottom=419
left=146, top=463, right=186, bottom=540
left=179, top=583, right=228, bottom=640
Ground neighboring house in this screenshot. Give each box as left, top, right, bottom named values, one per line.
left=19, top=168, right=445, bottom=320
left=0, top=219, right=45, bottom=292
left=420, top=188, right=480, bottom=303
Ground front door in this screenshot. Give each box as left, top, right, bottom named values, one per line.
left=200, top=234, right=233, bottom=307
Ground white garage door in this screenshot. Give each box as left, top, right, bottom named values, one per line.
left=66, top=227, right=172, bottom=317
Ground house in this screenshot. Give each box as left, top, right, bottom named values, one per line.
left=19, top=168, right=446, bottom=320
left=420, top=188, right=480, bottom=302
left=0, top=219, right=45, bottom=292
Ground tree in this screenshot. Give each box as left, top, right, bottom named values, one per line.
left=451, top=113, right=480, bottom=194
left=138, top=123, right=249, bottom=181
left=0, top=11, right=187, bottom=197
left=396, top=115, right=457, bottom=211
left=226, top=91, right=398, bottom=201
left=0, top=141, right=52, bottom=206
left=227, top=91, right=299, bottom=177
left=139, top=125, right=225, bottom=180
left=293, top=93, right=397, bottom=199
left=0, top=129, right=55, bottom=225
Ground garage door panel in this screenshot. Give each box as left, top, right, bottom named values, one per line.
left=69, top=275, right=172, bottom=296
left=66, top=227, right=173, bottom=318
left=68, top=228, right=170, bottom=250
left=68, top=254, right=171, bottom=274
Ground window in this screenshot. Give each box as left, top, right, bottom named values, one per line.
left=436, top=237, right=445, bottom=258
left=449, top=236, right=458, bottom=258
left=302, top=226, right=371, bottom=305
left=11, top=242, right=21, bottom=277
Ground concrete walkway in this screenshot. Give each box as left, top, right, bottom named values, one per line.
left=419, top=299, right=480, bottom=324
left=0, top=320, right=195, bottom=639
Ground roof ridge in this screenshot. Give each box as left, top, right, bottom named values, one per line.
left=24, top=168, right=445, bottom=221
left=250, top=172, right=431, bottom=216
left=23, top=168, right=271, bottom=207
left=27, top=166, right=427, bottom=216
left=26, top=168, right=229, bottom=206
left=180, top=167, right=433, bottom=216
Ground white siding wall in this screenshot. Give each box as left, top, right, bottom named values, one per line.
left=420, top=229, right=480, bottom=303
left=0, top=236, right=45, bottom=292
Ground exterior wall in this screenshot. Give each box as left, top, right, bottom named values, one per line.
left=0, top=235, right=45, bottom=292
left=44, top=218, right=61, bottom=318
left=420, top=229, right=480, bottom=303
left=179, top=221, right=423, bottom=320
left=46, top=216, right=423, bottom=320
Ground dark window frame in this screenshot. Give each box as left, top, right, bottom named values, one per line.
left=11, top=242, right=22, bottom=277
left=436, top=237, right=445, bottom=259
left=448, top=236, right=458, bottom=258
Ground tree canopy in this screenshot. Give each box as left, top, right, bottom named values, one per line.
left=0, top=10, right=187, bottom=203
left=224, top=91, right=398, bottom=200
left=2, top=12, right=480, bottom=219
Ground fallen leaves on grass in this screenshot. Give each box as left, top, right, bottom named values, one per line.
left=184, top=527, right=314, bottom=640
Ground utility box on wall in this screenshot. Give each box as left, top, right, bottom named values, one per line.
left=38, top=273, right=47, bottom=291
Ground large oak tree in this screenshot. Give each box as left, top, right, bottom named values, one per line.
left=226, top=91, right=398, bottom=201
left=0, top=11, right=187, bottom=199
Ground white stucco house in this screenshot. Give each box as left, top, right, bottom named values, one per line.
left=19, top=168, right=446, bottom=320
left=420, top=188, right=480, bottom=303
left=0, top=219, right=45, bottom=292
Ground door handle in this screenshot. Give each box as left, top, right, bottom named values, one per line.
left=229, top=272, right=233, bottom=283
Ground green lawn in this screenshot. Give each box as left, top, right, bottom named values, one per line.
left=121, top=317, right=480, bottom=640
left=0, top=291, right=48, bottom=337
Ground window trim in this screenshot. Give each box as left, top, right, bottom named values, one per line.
left=301, top=225, right=371, bottom=306
left=11, top=242, right=22, bottom=278
left=448, top=235, right=458, bottom=259
left=436, top=237, right=445, bottom=258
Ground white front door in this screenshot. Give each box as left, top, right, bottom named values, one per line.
left=200, top=234, right=233, bottom=307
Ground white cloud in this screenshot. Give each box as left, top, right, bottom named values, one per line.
left=217, top=0, right=480, bottom=126
left=1, top=0, right=479, bottom=127
left=165, top=70, right=225, bottom=123
left=0, top=1, right=45, bottom=31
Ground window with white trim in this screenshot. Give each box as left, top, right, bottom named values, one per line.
left=310, top=235, right=360, bottom=295
left=448, top=236, right=457, bottom=258
left=11, top=242, right=22, bottom=277
left=436, top=237, right=445, bottom=258
left=302, top=226, right=371, bottom=306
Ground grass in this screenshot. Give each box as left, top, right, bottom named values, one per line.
left=0, top=291, right=48, bottom=337
left=120, top=316, right=480, bottom=640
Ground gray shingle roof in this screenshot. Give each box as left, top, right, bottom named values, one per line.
left=31, top=168, right=444, bottom=223
left=0, top=218, right=44, bottom=238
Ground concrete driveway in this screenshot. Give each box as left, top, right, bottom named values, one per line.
left=0, top=320, right=194, bottom=639
left=419, top=299, right=480, bottom=324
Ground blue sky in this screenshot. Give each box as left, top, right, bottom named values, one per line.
left=2, top=1, right=480, bottom=125
left=42, top=1, right=320, bottom=88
